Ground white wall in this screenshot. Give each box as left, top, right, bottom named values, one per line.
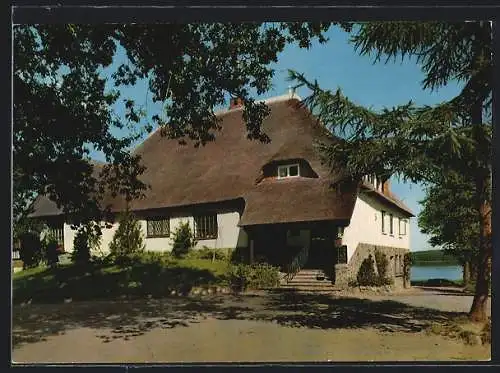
left=63, top=222, right=119, bottom=256
left=342, top=193, right=411, bottom=262
left=62, top=210, right=247, bottom=254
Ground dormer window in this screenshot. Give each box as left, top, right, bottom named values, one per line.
left=278, top=164, right=300, bottom=179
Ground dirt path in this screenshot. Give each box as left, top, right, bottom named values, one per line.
left=12, top=289, right=491, bottom=363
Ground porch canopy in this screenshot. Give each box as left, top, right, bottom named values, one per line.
left=238, top=177, right=357, bottom=227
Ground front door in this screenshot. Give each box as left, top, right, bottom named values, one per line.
left=306, top=237, right=327, bottom=268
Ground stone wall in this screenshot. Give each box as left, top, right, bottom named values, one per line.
left=333, top=242, right=410, bottom=287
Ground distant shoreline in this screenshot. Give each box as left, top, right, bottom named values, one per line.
left=411, top=250, right=460, bottom=266
left=412, top=261, right=461, bottom=267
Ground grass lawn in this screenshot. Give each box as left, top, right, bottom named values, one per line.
left=13, top=257, right=231, bottom=304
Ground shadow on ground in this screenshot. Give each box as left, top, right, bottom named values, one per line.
left=413, top=286, right=471, bottom=296
left=13, top=263, right=224, bottom=304
left=12, top=290, right=468, bottom=349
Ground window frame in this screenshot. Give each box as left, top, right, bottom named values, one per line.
left=277, top=163, right=300, bottom=179
left=389, top=214, right=394, bottom=236
left=194, top=214, right=218, bottom=240
left=146, top=217, right=171, bottom=238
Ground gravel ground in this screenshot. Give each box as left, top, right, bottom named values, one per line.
left=12, top=287, right=491, bottom=363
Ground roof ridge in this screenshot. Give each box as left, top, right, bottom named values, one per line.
left=132, top=94, right=303, bottom=155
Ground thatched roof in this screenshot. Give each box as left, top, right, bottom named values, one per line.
left=29, top=95, right=413, bottom=223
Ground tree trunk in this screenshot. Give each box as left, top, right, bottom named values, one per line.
left=468, top=192, right=491, bottom=321
left=463, top=261, right=470, bottom=286
left=468, top=95, right=492, bottom=322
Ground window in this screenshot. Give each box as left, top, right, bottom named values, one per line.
left=194, top=214, right=218, bottom=239
left=48, top=225, right=64, bottom=248
left=288, top=228, right=301, bottom=238
left=277, top=163, right=300, bottom=179
left=381, top=211, right=386, bottom=234
left=399, top=218, right=407, bottom=236
left=147, top=217, right=170, bottom=238
left=389, top=214, right=394, bottom=235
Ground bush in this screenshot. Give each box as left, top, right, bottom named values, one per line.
left=171, top=221, right=196, bottom=258
left=374, top=250, right=392, bottom=286
left=72, top=223, right=102, bottom=265
left=374, top=250, right=388, bottom=279
left=109, top=210, right=145, bottom=265
left=227, top=263, right=280, bottom=292
left=135, top=251, right=174, bottom=267
left=403, top=252, right=412, bottom=286
left=185, top=247, right=231, bottom=261
left=19, top=231, right=42, bottom=269
left=356, top=254, right=378, bottom=286
left=72, top=230, right=91, bottom=265
left=43, top=235, right=59, bottom=267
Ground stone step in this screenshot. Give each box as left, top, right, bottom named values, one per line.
left=286, top=281, right=334, bottom=286
left=287, top=280, right=333, bottom=285
left=280, top=284, right=343, bottom=292
left=283, top=280, right=334, bottom=286
left=288, top=274, right=332, bottom=280
left=288, top=277, right=330, bottom=283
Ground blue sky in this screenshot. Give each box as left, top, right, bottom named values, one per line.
left=92, top=26, right=463, bottom=252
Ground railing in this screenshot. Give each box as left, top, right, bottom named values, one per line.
left=284, top=245, right=309, bottom=282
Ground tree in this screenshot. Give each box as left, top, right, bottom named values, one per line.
left=43, top=235, right=60, bottom=268
left=72, top=222, right=103, bottom=265
left=357, top=254, right=377, bottom=286
left=418, top=170, right=481, bottom=285
left=171, top=221, right=196, bottom=258
left=109, top=209, right=145, bottom=264
left=289, top=21, right=491, bottom=321
left=14, top=23, right=333, bottom=226
left=19, top=231, right=42, bottom=269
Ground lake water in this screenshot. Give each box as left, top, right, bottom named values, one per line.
left=411, top=265, right=463, bottom=281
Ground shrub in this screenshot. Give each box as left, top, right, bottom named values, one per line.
left=109, top=210, right=145, bottom=265
left=185, top=247, right=231, bottom=261
left=356, top=254, right=378, bottom=286
left=19, top=231, right=42, bottom=269
left=374, top=250, right=392, bottom=286
left=135, top=251, right=174, bottom=267
left=374, top=250, right=388, bottom=279
left=44, top=235, right=59, bottom=267
left=72, top=222, right=102, bottom=265
left=72, top=230, right=91, bottom=265
left=227, top=263, right=280, bottom=292
left=171, top=221, right=196, bottom=258
left=403, top=252, right=412, bottom=287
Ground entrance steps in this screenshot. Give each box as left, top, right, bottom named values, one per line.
left=280, top=269, right=342, bottom=292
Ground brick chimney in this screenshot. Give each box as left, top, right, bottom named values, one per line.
left=229, top=97, right=244, bottom=109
